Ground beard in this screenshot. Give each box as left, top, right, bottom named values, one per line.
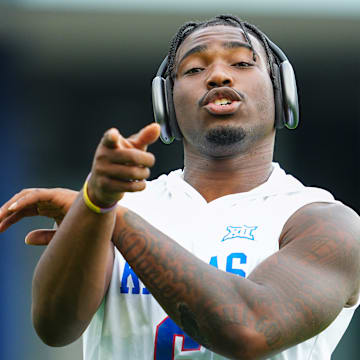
left=205, top=125, right=246, bottom=146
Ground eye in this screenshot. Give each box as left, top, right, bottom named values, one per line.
left=184, top=67, right=204, bottom=75
left=232, top=62, right=253, bottom=68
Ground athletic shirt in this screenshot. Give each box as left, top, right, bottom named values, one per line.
left=83, top=163, right=359, bottom=360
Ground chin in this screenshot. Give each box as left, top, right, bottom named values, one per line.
left=192, top=125, right=248, bottom=158
left=205, top=125, right=246, bottom=146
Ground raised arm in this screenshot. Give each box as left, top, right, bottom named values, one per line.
left=111, top=201, right=360, bottom=359
left=0, top=186, right=116, bottom=346
left=31, top=124, right=160, bottom=346
left=0, top=123, right=160, bottom=347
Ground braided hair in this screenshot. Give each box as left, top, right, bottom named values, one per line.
left=166, top=14, right=277, bottom=87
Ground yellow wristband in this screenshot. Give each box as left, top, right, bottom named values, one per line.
left=82, top=174, right=118, bottom=214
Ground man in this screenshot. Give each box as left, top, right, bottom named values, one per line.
left=0, top=15, right=359, bottom=360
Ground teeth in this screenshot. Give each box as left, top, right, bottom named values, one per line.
left=214, top=98, right=232, bottom=106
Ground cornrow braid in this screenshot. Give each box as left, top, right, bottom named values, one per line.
left=166, top=21, right=199, bottom=78
left=165, top=14, right=278, bottom=88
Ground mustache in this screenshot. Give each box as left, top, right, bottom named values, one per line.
left=198, top=88, right=245, bottom=107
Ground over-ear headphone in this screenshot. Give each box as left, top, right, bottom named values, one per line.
left=152, top=36, right=299, bottom=144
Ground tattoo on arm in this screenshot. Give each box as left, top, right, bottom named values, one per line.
left=113, top=203, right=360, bottom=358
left=178, top=303, right=211, bottom=348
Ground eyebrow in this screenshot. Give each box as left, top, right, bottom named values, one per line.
left=223, top=41, right=255, bottom=54
left=178, top=41, right=257, bottom=66
left=178, top=44, right=208, bottom=66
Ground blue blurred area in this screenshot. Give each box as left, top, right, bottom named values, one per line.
left=0, top=44, right=83, bottom=360
left=0, top=46, right=29, bottom=359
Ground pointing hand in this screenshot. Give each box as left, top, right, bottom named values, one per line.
left=87, top=123, right=160, bottom=208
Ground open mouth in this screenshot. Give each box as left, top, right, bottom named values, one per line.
left=200, top=88, right=243, bottom=115
left=205, top=99, right=241, bottom=115
left=213, top=98, right=233, bottom=106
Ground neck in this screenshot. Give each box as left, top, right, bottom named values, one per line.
left=183, top=138, right=274, bottom=203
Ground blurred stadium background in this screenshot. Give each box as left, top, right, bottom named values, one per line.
left=0, top=0, right=359, bottom=359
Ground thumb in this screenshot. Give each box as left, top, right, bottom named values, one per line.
left=128, top=123, right=161, bottom=150
left=25, top=229, right=56, bottom=246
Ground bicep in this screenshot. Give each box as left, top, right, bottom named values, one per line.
left=246, top=202, right=360, bottom=350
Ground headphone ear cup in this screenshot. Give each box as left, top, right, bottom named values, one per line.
left=152, top=76, right=175, bottom=144
left=279, top=61, right=299, bottom=129
left=165, top=77, right=183, bottom=140
left=272, top=63, right=285, bottom=129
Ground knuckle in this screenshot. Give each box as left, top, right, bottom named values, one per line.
left=99, top=177, right=117, bottom=195
left=143, top=152, right=155, bottom=167
left=20, top=192, right=34, bottom=202
left=130, top=150, right=154, bottom=167
left=128, top=166, right=147, bottom=180
left=97, top=176, right=109, bottom=190
left=16, top=189, right=27, bottom=196
left=94, top=164, right=107, bottom=176
left=127, top=180, right=145, bottom=192
left=125, top=150, right=139, bottom=164
left=95, top=152, right=108, bottom=163
left=143, top=167, right=151, bottom=179
left=17, top=188, right=34, bottom=197
left=124, top=166, right=137, bottom=179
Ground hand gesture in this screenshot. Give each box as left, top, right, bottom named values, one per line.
left=0, top=188, right=78, bottom=245
left=86, top=123, right=160, bottom=208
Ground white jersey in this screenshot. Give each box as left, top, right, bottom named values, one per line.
left=83, top=163, right=358, bottom=360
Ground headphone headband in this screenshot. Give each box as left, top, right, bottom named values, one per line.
left=156, top=56, right=168, bottom=77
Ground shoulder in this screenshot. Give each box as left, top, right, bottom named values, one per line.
left=281, top=202, right=360, bottom=241
left=280, top=201, right=360, bottom=248
left=280, top=202, right=360, bottom=306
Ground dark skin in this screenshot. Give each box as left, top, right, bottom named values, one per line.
left=174, top=26, right=275, bottom=202
left=0, top=25, right=359, bottom=359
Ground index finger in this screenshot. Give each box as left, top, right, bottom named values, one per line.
left=102, top=128, right=132, bottom=149
left=0, top=188, right=56, bottom=223
left=109, top=148, right=156, bottom=168
left=0, top=188, right=36, bottom=220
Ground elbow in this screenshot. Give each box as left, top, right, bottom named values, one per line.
left=32, top=305, right=84, bottom=347
left=209, top=326, right=276, bottom=360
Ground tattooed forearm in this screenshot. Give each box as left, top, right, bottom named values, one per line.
left=255, top=316, right=282, bottom=348
left=117, top=211, right=195, bottom=302
left=112, top=202, right=360, bottom=359
left=178, top=303, right=211, bottom=348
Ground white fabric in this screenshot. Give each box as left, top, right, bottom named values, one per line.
left=83, top=163, right=358, bottom=360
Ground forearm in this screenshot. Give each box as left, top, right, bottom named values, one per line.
left=113, top=207, right=351, bottom=360
left=113, top=208, right=272, bottom=359
left=32, top=192, right=115, bottom=346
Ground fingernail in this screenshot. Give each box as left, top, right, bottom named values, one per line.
left=24, top=235, right=30, bottom=244
left=8, top=202, right=17, bottom=211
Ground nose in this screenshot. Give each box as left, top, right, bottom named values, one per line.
left=206, top=64, right=233, bottom=89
